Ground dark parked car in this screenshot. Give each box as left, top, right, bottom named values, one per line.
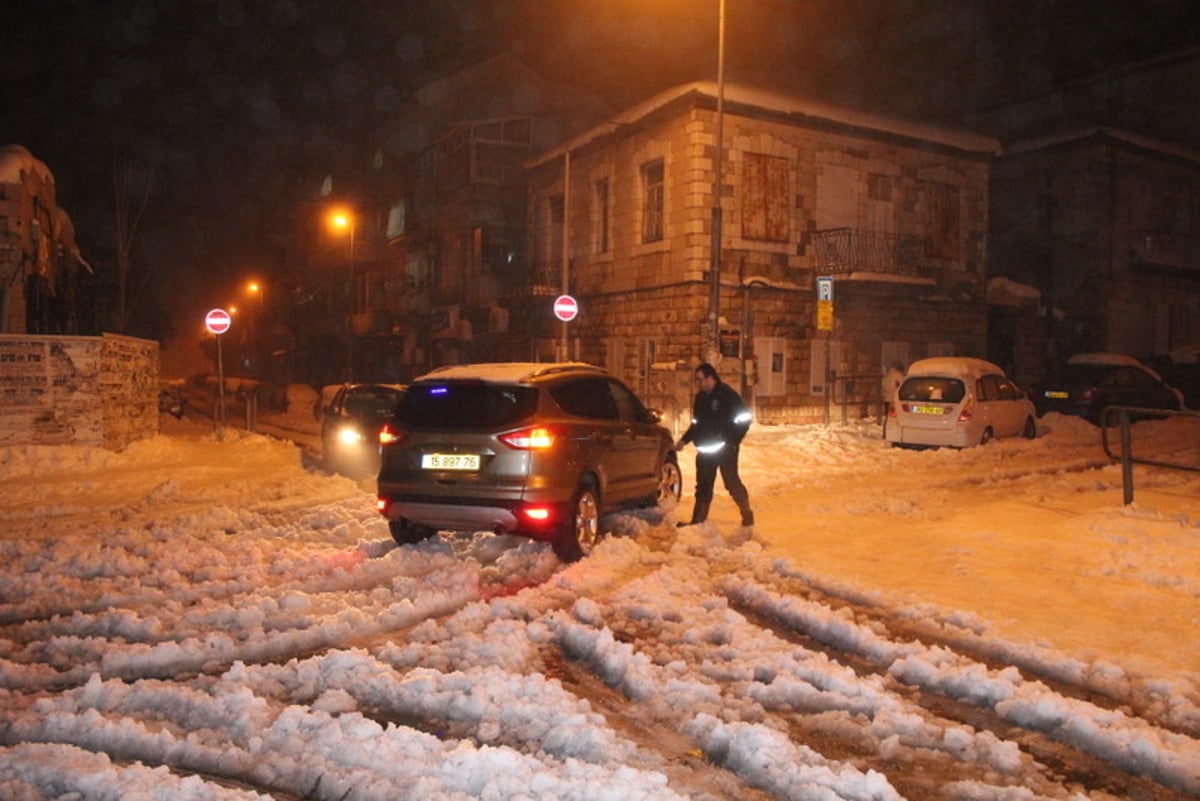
left=1030, top=353, right=1183, bottom=425
left=320, top=383, right=406, bottom=476
left=376, top=362, right=682, bottom=561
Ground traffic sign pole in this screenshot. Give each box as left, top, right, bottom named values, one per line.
left=553, top=295, right=578, bottom=361
left=205, top=308, right=231, bottom=434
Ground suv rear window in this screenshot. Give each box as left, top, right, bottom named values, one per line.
left=898, top=377, right=966, bottom=403
left=397, top=382, right=538, bottom=429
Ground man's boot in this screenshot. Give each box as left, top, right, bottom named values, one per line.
left=735, top=497, right=754, bottom=527
left=677, top=500, right=710, bottom=528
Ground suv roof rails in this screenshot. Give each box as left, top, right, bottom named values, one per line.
left=524, top=363, right=607, bottom=380
left=416, top=362, right=608, bottom=383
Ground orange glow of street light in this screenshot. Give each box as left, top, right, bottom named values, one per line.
left=247, top=280, right=264, bottom=310
left=328, top=209, right=354, bottom=233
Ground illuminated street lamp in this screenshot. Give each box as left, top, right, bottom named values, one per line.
left=707, top=0, right=727, bottom=364
left=329, top=210, right=356, bottom=382
left=247, top=280, right=264, bottom=310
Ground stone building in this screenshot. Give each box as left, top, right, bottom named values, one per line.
left=277, top=54, right=614, bottom=386
left=525, top=83, right=999, bottom=421
left=990, top=129, right=1200, bottom=375
left=0, top=145, right=91, bottom=335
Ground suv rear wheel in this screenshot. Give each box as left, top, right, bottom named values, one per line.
left=553, top=483, right=600, bottom=562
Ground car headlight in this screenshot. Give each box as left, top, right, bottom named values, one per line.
left=337, top=427, right=366, bottom=446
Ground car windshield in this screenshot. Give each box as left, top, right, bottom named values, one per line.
left=397, top=382, right=539, bottom=429
left=345, top=388, right=403, bottom=417
left=1055, top=364, right=1119, bottom=386
left=898, top=377, right=966, bottom=403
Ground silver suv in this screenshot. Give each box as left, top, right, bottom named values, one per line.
left=376, top=362, right=682, bottom=560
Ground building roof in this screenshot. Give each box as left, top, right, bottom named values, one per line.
left=375, top=53, right=614, bottom=158
left=1001, top=126, right=1200, bottom=165
left=0, top=144, right=54, bottom=188
left=529, top=80, right=1001, bottom=168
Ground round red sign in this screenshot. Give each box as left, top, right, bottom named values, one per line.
left=205, top=308, right=232, bottom=335
left=553, top=294, right=578, bottom=322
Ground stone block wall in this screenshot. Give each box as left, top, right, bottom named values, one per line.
left=0, top=333, right=159, bottom=449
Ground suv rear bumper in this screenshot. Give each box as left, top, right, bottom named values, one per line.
left=377, top=494, right=571, bottom=542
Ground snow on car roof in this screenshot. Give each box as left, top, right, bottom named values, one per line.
left=904, top=356, right=1006, bottom=378
left=1066, top=352, right=1165, bottom=379
left=414, top=362, right=605, bottom=383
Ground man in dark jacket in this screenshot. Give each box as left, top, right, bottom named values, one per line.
left=675, top=362, right=754, bottom=527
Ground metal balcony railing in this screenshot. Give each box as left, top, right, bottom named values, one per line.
left=812, top=228, right=930, bottom=277
left=1129, top=232, right=1200, bottom=271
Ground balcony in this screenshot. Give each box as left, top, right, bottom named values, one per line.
left=504, top=260, right=563, bottom=300
left=811, top=228, right=930, bottom=278
left=1129, top=232, right=1200, bottom=272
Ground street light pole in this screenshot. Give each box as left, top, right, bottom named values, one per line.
left=707, top=0, right=727, bottom=364
left=347, top=221, right=355, bottom=383
left=330, top=211, right=356, bottom=383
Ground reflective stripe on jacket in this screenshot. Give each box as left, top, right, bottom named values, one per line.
left=680, top=381, right=751, bottom=454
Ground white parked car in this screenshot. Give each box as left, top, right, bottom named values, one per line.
left=885, top=357, right=1037, bottom=448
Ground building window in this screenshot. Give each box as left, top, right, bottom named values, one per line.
left=742, top=153, right=790, bottom=242
left=922, top=181, right=960, bottom=260
left=540, top=194, right=564, bottom=279
left=594, top=178, right=610, bottom=254
left=386, top=201, right=406, bottom=239
left=867, top=173, right=892, bottom=202
left=641, top=159, right=664, bottom=243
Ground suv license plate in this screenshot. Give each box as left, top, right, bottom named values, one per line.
left=422, top=453, right=480, bottom=471
left=911, top=405, right=945, bottom=415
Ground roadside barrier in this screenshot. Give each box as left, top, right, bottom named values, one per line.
left=1099, top=406, right=1200, bottom=504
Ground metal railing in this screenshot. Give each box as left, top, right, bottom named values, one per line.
left=1099, top=406, right=1200, bottom=504
left=830, top=373, right=890, bottom=425
left=811, top=227, right=930, bottom=277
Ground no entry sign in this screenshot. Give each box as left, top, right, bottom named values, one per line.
left=205, top=308, right=232, bottom=335
left=553, top=294, right=578, bottom=322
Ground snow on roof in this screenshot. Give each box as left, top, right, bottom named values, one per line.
left=0, top=144, right=54, bottom=186
left=415, top=362, right=604, bottom=383
left=529, top=81, right=1000, bottom=168
left=1002, top=127, right=1200, bottom=164
left=986, top=276, right=1042, bottom=304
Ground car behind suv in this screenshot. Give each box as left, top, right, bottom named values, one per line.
left=319, top=383, right=406, bottom=477
left=375, top=362, right=682, bottom=561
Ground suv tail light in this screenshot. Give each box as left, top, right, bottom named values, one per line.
left=958, top=399, right=974, bottom=422
left=500, top=426, right=556, bottom=450
left=379, top=423, right=404, bottom=446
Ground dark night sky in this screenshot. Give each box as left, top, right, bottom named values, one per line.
left=4, top=0, right=1199, bottom=340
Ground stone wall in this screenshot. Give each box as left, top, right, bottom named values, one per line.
left=0, top=333, right=158, bottom=449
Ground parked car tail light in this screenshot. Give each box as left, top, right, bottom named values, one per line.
left=520, top=505, right=553, bottom=523
left=500, top=426, right=556, bottom=450
left=376, top=497, right=391, bottom=514
left=1079, top=388, right=1096, bottom=404
left=958, top=399, right=974, bottom=422
left=379, top=423, right=403, bottom=446
left=887, top=402, right=897, bottom=418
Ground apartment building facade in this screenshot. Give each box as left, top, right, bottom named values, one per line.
left=525, top=83, right=999, bottom=421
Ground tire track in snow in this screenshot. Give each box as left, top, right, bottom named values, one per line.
left=724, top=571, right=1200, bottom=798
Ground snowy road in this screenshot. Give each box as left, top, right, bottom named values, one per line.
left=1, top=411, right=1199, bottom=799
